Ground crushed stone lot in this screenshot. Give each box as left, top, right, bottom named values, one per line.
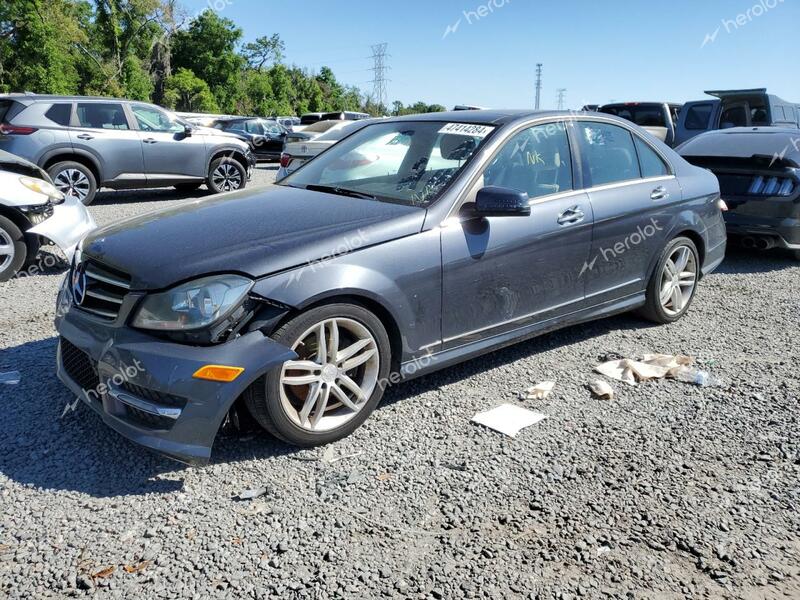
left=1, top=164, right=798, bottom=599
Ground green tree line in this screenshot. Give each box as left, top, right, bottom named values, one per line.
left=0, top=0, right=446, bottom=117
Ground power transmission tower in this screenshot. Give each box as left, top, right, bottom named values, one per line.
left=556, top=88, right=567, bottom=110
left=369, top=43, right=389, bottom=108
left=534, top=63, right=543, bottom=110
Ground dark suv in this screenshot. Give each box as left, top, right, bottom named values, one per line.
left=211, top=117, right=287, bottom=161
left=0, top=94, right=255, bottom=205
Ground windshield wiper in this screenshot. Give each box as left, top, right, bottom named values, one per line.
left=305, top=184, right=376, bottom=200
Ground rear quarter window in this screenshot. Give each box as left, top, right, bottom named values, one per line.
left=0, top=100, right=18, bottom=122
left=634, top=137, right=670, bottom=178
left=44, top=103, right=72, bottom=126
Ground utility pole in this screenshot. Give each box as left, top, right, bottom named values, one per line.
left=534, top=63, right=543, bottom=110
left=370, top=43, right=389, bottom=109
left=556, top=88, right=567, bottom=110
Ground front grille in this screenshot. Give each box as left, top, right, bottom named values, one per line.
left=74, top=259, right=132, bottom=321
left=60, top=337, right=100, bottom=393
left=120, top=382, right=187, bottom=410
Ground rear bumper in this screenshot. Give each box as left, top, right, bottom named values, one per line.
left=54, top=282, right=295, bottom=465
left=724, top=213, right=800, bottom=249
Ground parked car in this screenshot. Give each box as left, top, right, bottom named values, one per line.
left=675, top=89, right=800, bottom=147
left=453, top=105, right=488, bottom=111
left=283, top=119, right=347, bottom=145
left=55, top=110, right=726, bottom=464
left=212, top=117, right=287, bottom=161
left=581, top=105, right=600, bottom=112
left=277, top=119, right=374, bottom=179
left=274, top=116, right=300, bottom=131
left=0, top=94, right=255, bottom=205
left=0, top=150, right=95, bottom=280
left=678, top=126, right=800, bottom=260
left=599, top=102, right=682, bottom=146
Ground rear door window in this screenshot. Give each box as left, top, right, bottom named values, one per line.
left=77, top=103, right=130, bottom=130
left=44, top=103, right=72, bottom=126
left=245, top=120, right=264, bottom=135
left=684, top=104, right=714, bottom=130
left=576, top=122, right=641, bottom=186
left=634, top=137, right=670, bottom=178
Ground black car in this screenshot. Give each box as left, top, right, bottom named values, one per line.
left=212, top=117, right=287, bottom=161
left=678, top=127, right=800, bottom=260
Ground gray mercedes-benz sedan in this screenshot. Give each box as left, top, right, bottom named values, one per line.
left=54, top=110, right=727, bottom=464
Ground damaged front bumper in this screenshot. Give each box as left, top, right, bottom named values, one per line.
left=28, top=195, right=96, bottom=260
left=54, top=280, right=296, bottom=465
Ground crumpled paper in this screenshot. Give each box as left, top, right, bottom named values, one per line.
left=594, top=354, right=694, bottom=386
left=588, top=379, right=615, bottom=400
left=471, top=404, right=548, bottom=438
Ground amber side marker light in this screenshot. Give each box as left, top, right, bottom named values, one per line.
left=193, top=365, right=245, bottom=382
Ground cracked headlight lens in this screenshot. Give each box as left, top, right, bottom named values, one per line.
left=132, top=275, right=253, bottom=331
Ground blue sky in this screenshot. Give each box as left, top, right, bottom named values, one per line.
left=184, top=0, right=799, bottom=109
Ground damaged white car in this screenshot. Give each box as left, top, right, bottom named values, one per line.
left=0, top=150, right=96, bottom=281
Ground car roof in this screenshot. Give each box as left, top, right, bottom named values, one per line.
left=0, top=94, right=133, bottom=105
left=386, top=109, right=572, bottom=126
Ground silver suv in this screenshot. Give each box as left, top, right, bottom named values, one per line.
left=0, top=94, right=256, bottom=205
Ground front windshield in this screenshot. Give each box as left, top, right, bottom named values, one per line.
left=281, top=121, right=495, bottom=206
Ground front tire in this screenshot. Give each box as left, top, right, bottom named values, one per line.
left=207, top=157, right=246, bottom=194
left=0, top=216, right=27, bottom=282
left=48, top=161, right=97, bottom=205
left=640, top=236, right=700, bottom=324
left=246, top=303, right=392, bottom=446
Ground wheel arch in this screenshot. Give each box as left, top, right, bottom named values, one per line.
left=41, top=151, right=102, bottom=185
left=208, top=148, right=249, bottom=173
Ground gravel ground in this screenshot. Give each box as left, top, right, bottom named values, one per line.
left=1, top=167, right=798, bottom=599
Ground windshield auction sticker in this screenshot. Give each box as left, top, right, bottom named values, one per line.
left=438, top=123, right=495, bottom=138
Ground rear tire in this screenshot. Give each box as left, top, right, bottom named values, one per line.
left=245, top=303, right=392, bottom=446
left=0, top=216, right=27, bottom=282
left=207, top=157, right=247, bottom=194
left=48, top=161, right=97, bottom=205
left=639, top=236, right=700, bottom=324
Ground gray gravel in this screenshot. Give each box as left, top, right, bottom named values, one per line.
left=1, top=166, right=798, bottom=598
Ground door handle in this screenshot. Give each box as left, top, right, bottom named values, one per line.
left=557, top=206, right=585, bottom=225
left=143, top=138, right=157, bottom=144
left=76, top=134, right=94, bottom=140
left=651, top=186, right=669, bottom=200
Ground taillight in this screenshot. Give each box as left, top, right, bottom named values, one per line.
left=280, top=153, right=292, bottom=168
left=717, top=199, right=729, bottom=212
left=0, top=123, right=38, bottom=135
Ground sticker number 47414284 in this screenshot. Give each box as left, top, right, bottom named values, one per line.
left=438, top=123, right=495, bottom=138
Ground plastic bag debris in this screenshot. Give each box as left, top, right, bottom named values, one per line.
left=471, top=404, right=548, bottom=438
left=0, top=371, right=21, bottom=385
left=595, top=354, right=694, bottom=386
left=588, top=380, right=615, bottom=400
left=523, top=381, right=556, bottom=400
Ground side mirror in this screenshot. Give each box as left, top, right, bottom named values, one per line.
left=183, top=125, right=193, bottom=137
left=474, top=186, right=531, bottom=217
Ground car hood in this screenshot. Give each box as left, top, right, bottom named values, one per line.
left=81, top=185, right=426, bottom=290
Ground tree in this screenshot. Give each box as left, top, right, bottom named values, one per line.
left=163, top=67, right=217, bottom=112
left=0, top=0, right=88, bottom=94
left=242, top=33, right=284, bottom=71
left=172, top=10, right=244, bottom=112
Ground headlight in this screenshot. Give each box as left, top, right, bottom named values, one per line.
left=19, top=176, right=65, bottom=203
left=132, top=275, right=253, bottom=331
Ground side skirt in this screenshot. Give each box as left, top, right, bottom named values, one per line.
left=398, top=292, right=646, bottom=380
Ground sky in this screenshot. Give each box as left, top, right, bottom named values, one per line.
left=183, top=0, right=800, bottom=110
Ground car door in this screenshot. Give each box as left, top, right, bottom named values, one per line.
left=575, top=120, right=680, bottom=305
left=440, top=121, right=594, bottom=348
left=261, top=121, right=287, bottom=156
left=71, top=102, right=144, bottom=184
left=129, top=104, right=207, bottom=180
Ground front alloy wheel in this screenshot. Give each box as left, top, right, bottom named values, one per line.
left=245, top=303, right=391, bottom=446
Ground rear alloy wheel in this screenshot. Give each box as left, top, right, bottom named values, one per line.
left=207, top=157, right=246, bottom=194
left=246, top=303, right=391, bottom=446
left=48, top=161, right=97, bottom=205
left=0, top=216, right=27, bottom=282
left=640, top=236, right=700, bottom=324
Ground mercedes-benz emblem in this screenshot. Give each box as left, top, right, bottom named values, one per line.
left=72, top=263, right=87, bottom=306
